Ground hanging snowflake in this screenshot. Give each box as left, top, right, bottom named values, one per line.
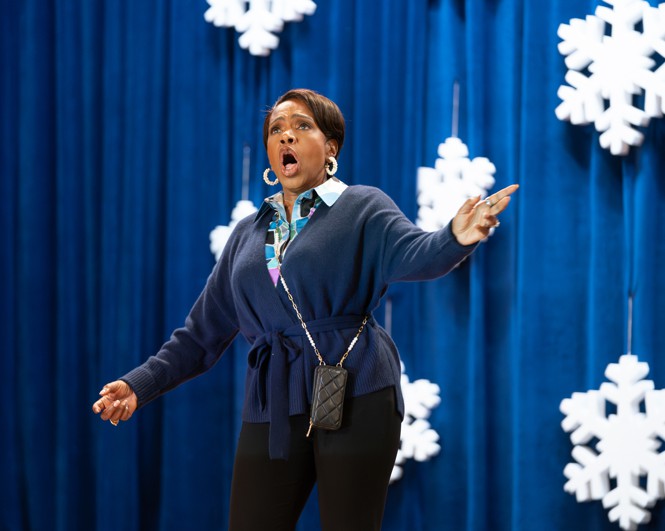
left=204, top=0, right=317, bottom=57
left=390, top=362, right=442, bottom=483
left=210, top=199, right=259, bottom=261
left=560, top=354, right=665, bottom=530
left=416, top=136, right=496, bottom=233
left=556, top=0, right=665, bottom=156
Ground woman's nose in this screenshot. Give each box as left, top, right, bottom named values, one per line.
left=280, top=132, right=295, bottom=144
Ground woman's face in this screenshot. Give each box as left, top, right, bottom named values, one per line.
left=266, top=99, right=337, bottom=198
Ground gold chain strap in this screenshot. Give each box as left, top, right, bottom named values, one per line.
left=274, top=214, right=367, bottom=367
left=277, top=268, right=368, bottom=366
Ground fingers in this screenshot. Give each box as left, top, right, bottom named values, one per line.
left=490, top=195, right=512, bottom=215
left=106, top=399, right=129, bottom=425
left=92, top=380, right=137, bottom=426
left=492, top=183, right=519, bottom=202
left=92, top=396, right=104, bottom=414
left=475, top=216, right=498, bottom=233
left=92, top=384, right=115, bottom=415
left=101, top=380, right=129, bottom=397
left=483, top=214, right=499, bottom=228
left=485, top=184, right=518, bottom=211
left=96, top=396, right=135, bottom=424
left=500, top=183, right=519, bottom=195
left=454, top=185, right=516, bottom=246
left=460, top=195, right=482, bottom=214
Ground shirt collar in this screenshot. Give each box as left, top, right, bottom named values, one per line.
left=255, top=177, right=348, bottom=221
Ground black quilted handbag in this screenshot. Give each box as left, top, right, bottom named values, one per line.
left=309, top=365, right=349, bottom=432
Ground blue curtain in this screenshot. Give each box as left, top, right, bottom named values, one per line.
left=3, top=0, right=665, bottom=530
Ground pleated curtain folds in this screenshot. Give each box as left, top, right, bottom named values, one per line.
left=2, top=1, right=665, bottom=530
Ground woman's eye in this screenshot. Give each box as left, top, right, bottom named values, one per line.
left=298, top=122, right=311, bottom=130
left=270, top=126, right=281, bottom=134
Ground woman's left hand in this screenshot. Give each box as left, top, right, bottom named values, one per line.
left=451, top=184, right=519, bottom=246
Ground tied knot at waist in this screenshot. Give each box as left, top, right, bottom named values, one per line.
left=247, top=314, right=372, bottom=460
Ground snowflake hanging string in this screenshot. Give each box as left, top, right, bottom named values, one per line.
left=204, top=0, right=317, bottom=57
left=390, top=362, right=442, bottom=483
left=560, top=354, right=665, bottom=530
left=416, top=136, right=496, bottom=235
left=556, top=0, right=665, bottom=156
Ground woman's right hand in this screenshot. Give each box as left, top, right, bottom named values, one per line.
left=92, top=380, right=138, bottom=426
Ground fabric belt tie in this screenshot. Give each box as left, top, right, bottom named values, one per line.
left=247, top=315, right=372, bottom=460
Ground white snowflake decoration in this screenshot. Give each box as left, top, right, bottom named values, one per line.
left=204, top=0, right=317, bottom=56
left=416, top=136, right=496, bottom=233
left=560, top=354, right=665, bottom=530
left=556, top=0, right=665, bottom=155
left=390, top=362, right=442, bottom=483
left=210, top=199, right=259, bottom=261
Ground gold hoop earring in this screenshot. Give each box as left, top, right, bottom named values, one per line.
left=263, top=168, right=279, bottom=186
left=325, top=156, right=338, bottom=176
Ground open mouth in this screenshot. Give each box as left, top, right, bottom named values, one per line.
left=281, top=151, right=299, bottom=174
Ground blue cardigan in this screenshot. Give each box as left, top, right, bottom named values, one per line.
left=121, top=185, right=477, bottom=458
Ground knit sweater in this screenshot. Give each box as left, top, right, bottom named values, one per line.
left=120, top=185, right=477, bottom=458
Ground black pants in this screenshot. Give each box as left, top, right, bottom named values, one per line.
left=229, top=387, right=402, bottom=531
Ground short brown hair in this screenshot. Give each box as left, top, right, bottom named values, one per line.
left=262, top=89, right=345, bottom=156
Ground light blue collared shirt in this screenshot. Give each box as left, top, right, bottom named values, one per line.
left=261, top=177, right=348, bottom=286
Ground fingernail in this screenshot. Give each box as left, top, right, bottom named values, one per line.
left=113, top=400, right=120, bottom=407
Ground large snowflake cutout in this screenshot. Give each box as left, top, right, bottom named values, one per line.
left=416, top=136, right=496, bottom=234
left=556, top=0, right=665, bottom=155
left=390, top=362, right=442, bottom=483
left=210, top=199, right=258, bottom=261
left=560, top=354, right=665, bottom=530
left=204, top=0, right=317, bottom=56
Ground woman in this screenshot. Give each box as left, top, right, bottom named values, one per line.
left=92, top=89, right=517, bottom=530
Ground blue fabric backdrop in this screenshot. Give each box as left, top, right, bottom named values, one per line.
left=3, top=0, right=665, bottom=530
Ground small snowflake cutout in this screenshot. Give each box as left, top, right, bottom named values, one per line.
left=390, top=362, right=442, bottom=483
left=560, top=354, right=665, bottom=530
left=556, top=0, right=665, bottom=155
left=204, top=0, right=317, bottom=56
left=416, top=136, right=496, bottom=238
